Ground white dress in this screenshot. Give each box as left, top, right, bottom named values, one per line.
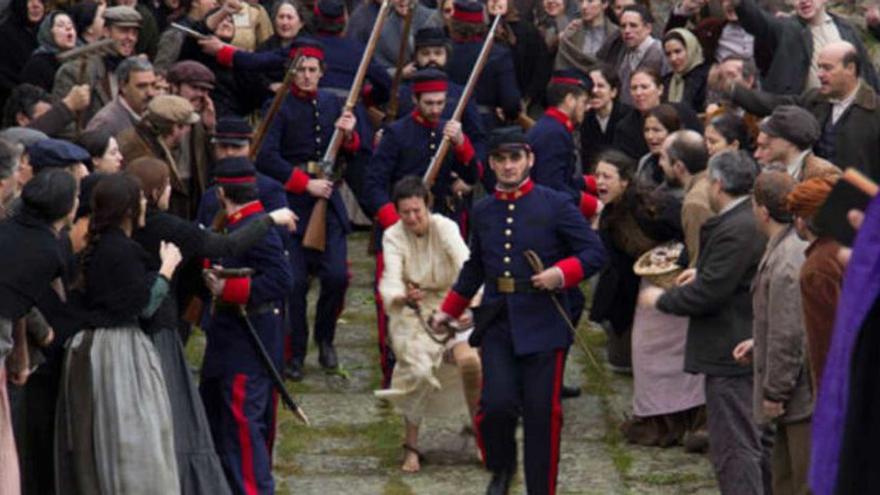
left=375, top=214, right=471, bottom=424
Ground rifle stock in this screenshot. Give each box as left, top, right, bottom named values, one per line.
left=422, top=15, right=502, bottom=188
left=302, top=0, right=392, bottom=252
left=250, top=63, right=298, bottom=161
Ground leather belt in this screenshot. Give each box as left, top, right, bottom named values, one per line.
left=213, top=302, right=278, bottom=316
left=297, top=161, right=320, bottom=175
left=493, top=277, right=541, bottom=294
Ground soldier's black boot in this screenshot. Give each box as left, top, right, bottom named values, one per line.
left=285, top=358, right=305, bottom=382
left=318, top=341, right=339, bottom=370
left=486, top=469, right=513, bottom=495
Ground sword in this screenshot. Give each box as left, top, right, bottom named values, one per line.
left=523, top=249, right=602, bottom=373
left=236, top=306, right=311, bottom=426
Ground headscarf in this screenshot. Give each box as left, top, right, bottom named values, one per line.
left=68, top=1, right=99, bottom=44
left=34, top=11, right=78, bottom=55
left=665, top=28, right=703, bottom=104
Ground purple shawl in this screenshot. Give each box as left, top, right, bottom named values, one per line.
left=810, top=194, right=880, bottom=495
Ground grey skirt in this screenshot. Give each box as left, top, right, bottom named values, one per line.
left=55, top=327, right=180, bottom=495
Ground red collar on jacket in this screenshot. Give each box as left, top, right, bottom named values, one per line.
left=494, top=178, right=534, bottom=201
left=226, top=201, right=265, bottom=225
left=411, top=109, right=439, bottom=129
left=290, top=84, right=317, bottom=100
left=545, top=107, right=574, bottom=133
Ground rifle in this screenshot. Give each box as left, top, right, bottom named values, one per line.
left=301, top=0, right=392, bottom=252
left=169, top=22, right=210, bottom=40
left=422, top=15, right=501, bottom=188
left=250, top=58, right=301, bottom=161
left=384, top=0, right=415, bottom=124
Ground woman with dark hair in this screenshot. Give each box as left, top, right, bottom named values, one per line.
left=581, top=64, right=633, bottom=169
left=0, top=169, right=79, bottom=495
left=661, top=28, right=709, bottom=113
left=613, top=68, right=702, bottom=160
left=376, top=176, right=481, bottom=474
left=0, top=0, right=46, bottom=110
left=704, top=112, right=751, bottom=157
left=588, top=150, right=704, bottom=447
left=253, top=0, right=307, bottom=101
left=68, top=1, right=105, bottom=45
left=55, top=173, right=183, bottom=494
left=128, top=156, right=294, bottom=494
left=636, top=103, right=682, bottom=189
left=487, top=0, right=552, bottom=109
left=20, top=11, right=79, bottom=93
left=78, top=129, right=124, bottom=174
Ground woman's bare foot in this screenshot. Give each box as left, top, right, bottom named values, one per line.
left=402, top=445, right=421, bottom=472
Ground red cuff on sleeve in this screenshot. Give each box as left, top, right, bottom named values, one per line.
left=453, top=134, right=475, bottom=164
left=376, top=202, right=400, bottom=229
left=342, top=131, right=361, bottom=153
left=554, top=256, right=585, bottom=288
left=216, top=45, right=237, bottom=68
left=583, top=174, right=597, bottom=195
left=284, top=168, right=310, bottom=194
left=579, top=192, right=598, bottom=218
left=440, top=290, right=469, bottom=318
left=221, top=277, right=251, bottom=305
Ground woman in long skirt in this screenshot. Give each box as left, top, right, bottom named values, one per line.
left=55, top=173, right=183, bottom=494
left=375, top=177, right=482, bottom=473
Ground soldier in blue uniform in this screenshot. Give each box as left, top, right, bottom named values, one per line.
left=199, top=156, right=294, bottom=495
left=364, top=68, right=480, bottom=387
left=527, top=70, right=600, bottom=221
left=431, top=130, right=606, bottom=495
left=446, top=1, right=521, bottom=131
left=396, top=27, right=488, bottom=162
left=255, top=39, right=361, bottom=380
left=196, top=116, right=290, bottom=230
left=526, top=70, right=602, bottom=399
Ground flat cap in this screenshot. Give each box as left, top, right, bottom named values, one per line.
left=213, top=116, right=253, bottom=146
left=214, top=156, right=257, bottom=183
left=414, top=27, right=448, bottom=49
left=489, top=127, right=531, bottom=153
left=167, top=60, right=216, bottom=89
left=103, top=6, right=142, bottom=28
left=0, top=127, right=48, bottom=148
left=146, top=95, right=200, bottom=125
left=27, top=138, right=91, bottom=174
left=759, top=105, right=820, bottom=150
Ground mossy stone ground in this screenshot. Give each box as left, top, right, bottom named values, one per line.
left=186, top=231, right=719, bottom=494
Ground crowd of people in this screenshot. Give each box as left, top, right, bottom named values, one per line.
left=0, top=0, right=879, bottom=493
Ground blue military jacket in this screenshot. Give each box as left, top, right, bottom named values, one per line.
left=447, top=40, right=521, bottom=126
left=397, top=79, right=487, bottom=161
left=364, top=110, right=479, bottom=227
left=256, top=87, right=356, bottom=234
left=527, top=108, right=593, bottom=216
left=201, top=202, right=294, bottom=379
left=442, top=180, right=606, bottom=355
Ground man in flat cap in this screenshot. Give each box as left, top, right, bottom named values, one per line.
left=118, top=94, right=202, bottom=219
left=52, top=5, right=143, bottom=124
left=431, top=128, right=605, bottom=495
left=729, top=41, right=880, bottom=181
left=27, top=138, right=90, bottom=183
left=753, top=105, right=840, bottom=181
left=85, top=56, right=158, bottom=136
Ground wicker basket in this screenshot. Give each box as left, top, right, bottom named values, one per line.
left=633, top=242, right=685, bottom=290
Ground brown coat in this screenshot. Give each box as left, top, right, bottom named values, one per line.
left=799, top=236, right=845, bottom=393
left=751, top=225, right=812, bottom=425
left=681, top=171, right=713, bottom=267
